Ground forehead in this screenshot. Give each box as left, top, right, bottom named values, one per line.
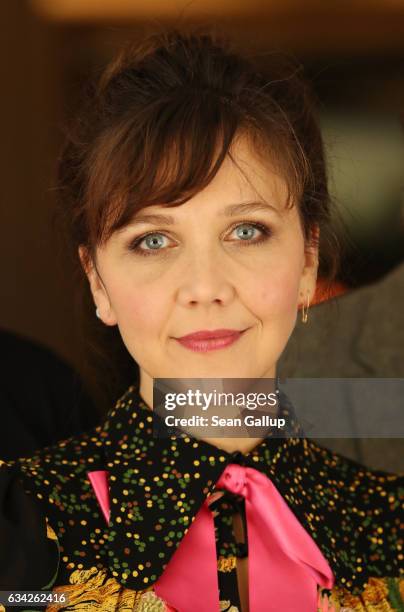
left=132, top=137, right=289, bottom=222
left=198, top=136, right=287, bottom=200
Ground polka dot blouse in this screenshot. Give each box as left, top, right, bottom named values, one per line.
left=0, top=383, right=403, bottom=611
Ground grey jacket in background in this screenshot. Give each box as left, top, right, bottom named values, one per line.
left=277, top=261, right=404, bottom=473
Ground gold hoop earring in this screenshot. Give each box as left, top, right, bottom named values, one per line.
left=301, top=292, right=310, bottom=324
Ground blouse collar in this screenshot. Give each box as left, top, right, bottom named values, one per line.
left=90, top=383, right=401, bottom=596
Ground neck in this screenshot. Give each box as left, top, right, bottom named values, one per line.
left=195, top=434, right=268, bottom=455
left=139, top=369, right=277, bottom=455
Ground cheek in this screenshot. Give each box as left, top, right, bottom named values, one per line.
left=245, top=221, right=305, bottom=316
left=114, top=284, right=165, bottom=333
left=109, top=274, right=167, bottom=345
left=253, top=265, right=302, bottom=316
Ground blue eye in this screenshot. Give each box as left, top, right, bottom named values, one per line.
left=143, top=234, right=167, bottom=250
left=127, top=221, right=272, bottom=257
left=233, top=223, right=263, bottom=241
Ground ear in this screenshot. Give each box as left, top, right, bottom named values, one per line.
left=78, top=246, right=118, bottom=326
left=298, top=223, right=320, bottom=306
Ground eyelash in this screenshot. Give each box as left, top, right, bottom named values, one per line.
left=127, top=221, right=273, bottom=258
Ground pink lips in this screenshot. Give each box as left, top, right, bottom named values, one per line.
left=175, top=328, right=247, bottom=352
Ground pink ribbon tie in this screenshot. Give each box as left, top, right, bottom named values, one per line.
left=154, top=464, right=335, bottom=612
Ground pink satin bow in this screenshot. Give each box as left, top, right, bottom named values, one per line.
left=88, top=465, right=335, bottom=611
left=154, top=464, right=335, bottom=612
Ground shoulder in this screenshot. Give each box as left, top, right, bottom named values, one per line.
left=304, top=438, right=403, bottom=505
left=8, top=426, right=106, bottom=540
left=15, top=423, right=105, bottom=484
left=287, top=439, right=404, bottom=594
left=306, top=437, right=403, bottom=481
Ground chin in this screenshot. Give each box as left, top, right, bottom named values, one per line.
left=173, top=367, right=254, bottom=379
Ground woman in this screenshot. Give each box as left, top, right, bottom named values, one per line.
left=0, top=29, right=402, bottom=612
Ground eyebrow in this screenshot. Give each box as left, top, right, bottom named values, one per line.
left=126, top=201, right=280, bottom=227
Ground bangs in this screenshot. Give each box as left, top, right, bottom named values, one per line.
left=55, top=29, right=336, bottom=406
left=83, top=88, right=306, bottom=250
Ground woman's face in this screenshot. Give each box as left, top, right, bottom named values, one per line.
left=82, top=135, right=319, bottom=397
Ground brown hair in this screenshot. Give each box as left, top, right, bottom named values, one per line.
left=56, top=27, right=339, bottom=408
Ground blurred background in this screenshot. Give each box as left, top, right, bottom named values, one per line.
left=1, top=1, right=403, bottom=431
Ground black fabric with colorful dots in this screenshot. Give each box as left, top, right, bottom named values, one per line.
left=0, top=383, right=403, bottom=611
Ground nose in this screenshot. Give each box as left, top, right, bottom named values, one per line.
left=176, top=248, right=235, bottom=308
